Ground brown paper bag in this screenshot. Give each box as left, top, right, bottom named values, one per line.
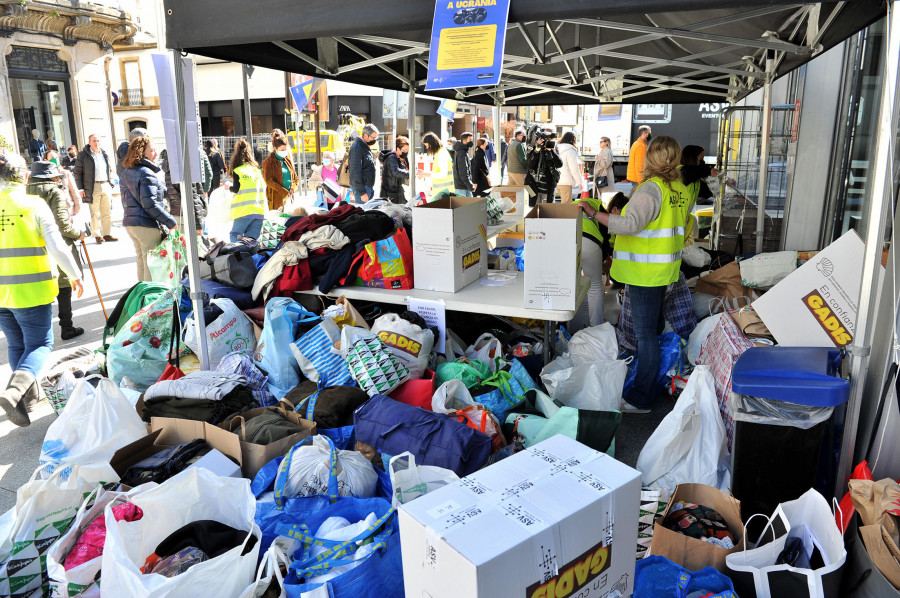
left=695, top=262, right=759, bottom=310
left=860, top=520, right=900, bottom=590
left=728, top=307, right=776, bottom=343
left=649, top=483, right=744, bottom=572
left=333, top=296, right=370, bottom=330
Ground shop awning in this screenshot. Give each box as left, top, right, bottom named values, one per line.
left=162, top=0, right=885, bottom=104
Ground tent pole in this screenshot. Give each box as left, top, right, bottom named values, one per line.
left=755, top=55, right=774, bottom=254
left=242, top=64, right=253, bottom=140
left=392, top=89, right=398, bottom=149
left=173, top=50, right=209, bottom=370
left=408, top=57, right=417, bottom=202
left=835, top=0, right=900, bottom=496
left=492, top=101, right=502, bottom=184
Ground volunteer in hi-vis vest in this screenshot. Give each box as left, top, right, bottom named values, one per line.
left=0, top=150, right=83, bottom=427
left=416, top=132, right=454, bottom=200
left=229, top=138, right=266, bottom=242
left=580, top=136, right=698, bottom=413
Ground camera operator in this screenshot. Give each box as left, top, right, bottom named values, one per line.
left=525, top=128, right=562, bottom=205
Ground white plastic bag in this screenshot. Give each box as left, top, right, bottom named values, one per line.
left=47, top=483, right=156, bottom=598
left=206, top=186, right=235, bottom=241
left=687, top=313, right=725, bottom=365
left=683, top=243, right=712, bottom=268
left=465, top=333, right=506, bottom=372
left=371, top=313, right=435, bottom=379
left=275, top=435, right=378, bottom=499
left=636, top=366, right=731, bottom=496
left=100, top=467, right=261, bottom=598
left=431, top=379, right=477, bottom=413
left=0, top=463, right=119, bottom=598
left=566, top=322, right=619, bottom=362
left=39, top=376, right=147, bottom=478
left=184, top=298, right=257, bottom=369
left=238, top=541, right=290, bottom=598
left=739, top=251, right=798, bottom=289
left=388, top=452, right=459, bottom=507
left=540, top=356, right=626, bottom=411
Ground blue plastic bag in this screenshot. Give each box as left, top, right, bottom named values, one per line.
left=635, top=555, right=738, bottom=598
left=473, top=359, right=537, bottom=422
left=657, top=332, right=687, bottom=386
left=254, top=298, right=320, bottom=398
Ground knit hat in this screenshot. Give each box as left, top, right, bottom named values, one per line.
left=29, top=160, right=61, bottom=179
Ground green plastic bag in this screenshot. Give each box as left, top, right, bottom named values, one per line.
left=435, top=358, right=491, bottom=389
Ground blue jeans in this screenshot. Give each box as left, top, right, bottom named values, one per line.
left=455, top=188, right=473, bottom=197
left=627, top=284, right=667, bottom=409
left=353, top=186, right=375, bottom=204
left=230, top=216, right=263, bottom=242
left=0, top=303, right=54, bottom=376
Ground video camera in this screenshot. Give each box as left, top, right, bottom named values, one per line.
left=525, top=124, right=557, bottom=149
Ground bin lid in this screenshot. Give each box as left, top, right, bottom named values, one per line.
left=731, top=347, right=850, bottom=407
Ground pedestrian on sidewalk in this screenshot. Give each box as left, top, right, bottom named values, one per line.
left=26, top=160, right=86, bottom=340
left=43, top=150, right=81, bottom=217
left=349, top=124, right=379, bottom=203
left=229, top=137, right=266, bottom=241
left=74, top=134, right=118, bottom=244
left=452, top=132, right=476, bottom=197
left=262, top=131, right=298, bottom=211
left=472, top=138, right=491, bottom=197
left=0, top=150, right=83, bottom=427
left=379, top=136, right=410, bottom=205
left=626, top=125, right=651, bottom=189
left=116, top=127, right=147, bottom=181
left=507, top=129, right=527, bottom=186
left=121, top=136, right=176, bottom=281
left=556, top=131, right=583, bottom=203
left=205, top=139, right=226, bottom=190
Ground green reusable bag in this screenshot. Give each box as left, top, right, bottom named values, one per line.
left=435, top=358, right=491, bottom=389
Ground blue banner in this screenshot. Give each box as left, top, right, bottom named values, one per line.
left=436, top=98, right=458, bottom=120
left=425, top=0, right=511, bottom=91
left=290, top=78, right=322, bottom=112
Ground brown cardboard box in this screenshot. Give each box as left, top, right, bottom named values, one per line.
left=110, top=417, right=244, bottom=479
left=649, top=483, right=744, bottom=572
left=221, top=403, right=316, bottom=479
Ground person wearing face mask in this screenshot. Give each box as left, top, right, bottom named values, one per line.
left=121, top=136, right=176, bottom=281
left=349, top=123, right=379, bottom=203
left=379, top=136, right=410, bottom=204
left=416, top=132, right=454, bottom=199
left=262, top=131, right=298, bottom=210
left=60, top=145, right=78, bottom=172
left=452, top=132, right=476, bottom=197
left=319, top=151, right=338, bottom=187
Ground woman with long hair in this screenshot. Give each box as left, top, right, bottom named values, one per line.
left=121, top=136, right=176, bottom=281
left=556, top=131, right=582, bottom=203
left=261, top=131, right=298, bottom=211
left=415, top=132, right=454, bottom=199
left=228, top=137, right=266, bottom=241
left=579, top=135, right=699, bottom=413
left=204, top=139, right=225, bottom=190
left=471, top=138, right=491, bottom=197
left=593, top=136, right=616, bottom=197
left=380, top=135, right=411, bottom=204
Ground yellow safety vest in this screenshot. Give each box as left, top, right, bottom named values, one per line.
left=611, top=176, right=698, bottom=287
left=230, top=164, right=266, bottom=219
left=431, top=148, right=454, bottom=197
left=0, top=184, right=58, bottom=309
left=573, top=196, right=604, bottom=245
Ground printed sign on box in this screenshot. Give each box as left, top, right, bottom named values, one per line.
left=524, top=204, right=582, bottom=311
left=753, top=230, right=871, bottom=348
left=413, top=196, right=488, bottom=292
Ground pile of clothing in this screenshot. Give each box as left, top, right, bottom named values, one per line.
left=121, top=439, right=213, bottom=487
left=139, top=521, right=257, bottom=579
left=141, top=371, right=258, bottom=424
left=661, top=501, right=736, bottom=549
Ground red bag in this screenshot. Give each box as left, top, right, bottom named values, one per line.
left=389, top=369, right=436, bottom=409
left=837, top=460, right=874, bottom=532
left=157, top=304, right=185, bottom=382
left=343, top=228, right=414, bottom=290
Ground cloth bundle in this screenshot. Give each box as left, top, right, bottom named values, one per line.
left=64, top=503, right=144, bottom=571
left=140, top=520, right=258, bottom=578
left=121, top=439, right=211, bottom=487
left=662, top=502, right=736, bottom=549
left=215, top=352, right=275, bottom=407
left=142, top=372, right=258, bottom=424
left=240, top=407, right=309, bottom=445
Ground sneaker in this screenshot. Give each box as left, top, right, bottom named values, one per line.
left=621, top=401, right=651, bottom=414
left=103, top=235, right=118, bottom=242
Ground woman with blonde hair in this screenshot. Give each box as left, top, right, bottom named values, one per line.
left=593, top=136, right=616, bottom=197
left=579, top=135, right=699, bottom=413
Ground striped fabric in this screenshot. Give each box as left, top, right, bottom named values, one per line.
left=292, top=321, right=353, bottom=387
left=617, top=272, right=697, bottom=353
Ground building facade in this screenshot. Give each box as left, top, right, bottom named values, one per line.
left=0, top=0, right=136, bottom=163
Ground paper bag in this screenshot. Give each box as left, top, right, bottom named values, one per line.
left=695, top=262, right=759, bottom=310
left=728, top=307, right=776, bottom=344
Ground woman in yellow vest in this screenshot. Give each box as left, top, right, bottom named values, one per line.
left=0, top=150, right=83, bottom=427
left=229, top=137, right=266, bottom=242
left=415, top=132, right=454, bottom=201
left=579, top=136, right=698, bottom=413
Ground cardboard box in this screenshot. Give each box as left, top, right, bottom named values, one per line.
left=413, top=196, right=488, bottom=292
left=648, top=483, right=744, bottom=572
left=753, top=230, right=870, bottom=348
left=110, top=418, right=243, bottom=480
left=490, top=186, right=528, bottom=219
left=399, top=434, right=640, bottom=598
left=523, top=204, right=582, bottom=311
left=186, top=448, right=242, bottom=478
left=221, top=404, right=316, bottom=479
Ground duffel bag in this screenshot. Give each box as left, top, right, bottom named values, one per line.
left=181, top=276, right=255, bottom=310
left=200, top=243, right=258, bottom=289
left=353, top=394, right=491, bottom=476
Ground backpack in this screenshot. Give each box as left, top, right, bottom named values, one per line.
left=337, top=154, right=351, bottom=188
left=101, top=281, right=170, bottom=353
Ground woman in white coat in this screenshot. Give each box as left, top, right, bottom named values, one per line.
left=555, top=131, right=582, bottom=203
left=593, top=136, right=616, bottom=197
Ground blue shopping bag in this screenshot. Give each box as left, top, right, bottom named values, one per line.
left=635, top=555, right=737, bottom=598
left=255, top=298, right=320, bottom=399
left=473, top=359, right=536, bottom=422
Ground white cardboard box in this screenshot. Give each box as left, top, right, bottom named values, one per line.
left=524, top=204, right=583, bottom=311
left=753, top=230, right=870, bottom=348
left=413, top=196, right=488, bottom=293
left=491, top=186, right=528, bottom=219
left=186, top=448, right=242, bottom=478
left=399, top=434, right=641, bottom=598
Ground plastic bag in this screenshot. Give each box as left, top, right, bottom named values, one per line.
left=636, top=366, right=731, bottom=496
left=435, top=358, right=491, bottom=388
left=728, top=393, right=834, bottom=429
left=207, top=187, right=235, bottom=241
left=346, top=333, right=411, bottom=397
left=100, top=468, right=260, bottom=598
left=635, top=555, right=737, bottom=598
left=657, top=332, right=687, bottom=386
left=39, top=376, right=147, bottom=478
left=371, top=313, right=435, bottom=379
left=433, top=379, right=505, bottom=452
left=566, top=322, right=619, bottom=362
left=682, top=243, right=712, bottom=268
left=184, top=298, right=256, bottom=369
left=0, top=463, right=119, bottom=598
left=464, top=333, right=506, bottom=372
left=540, top=356, right=626, bottom=411
left=431, top=379, right=476, bottom=413
left=274, top=436, right=378, bottom=501
left=739, top=251, right=797, bottom=289
left=291, top=317, right=353, bottom=387
left=40, top=347, right=98, bottom=414
left=147, top=231, right=190, bottom=286
left=387, top=452, right=459, bottom=507
left=688, top=313, right=724, bottom=366
left=238, top=541, right=290, bottom=598
left=254, top=298, right=320, bottom=399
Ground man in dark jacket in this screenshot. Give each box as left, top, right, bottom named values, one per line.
left=452, top=132, right=475, bottom=196
left=159, top=149, right=207, bottom=235
left=60, top=145, right=78, bottom=171
left=349, top=124, right=379, bottom=203
left=116, top=127, right=147, bottom=180
left=73, top=134, right=117, bottom=244
left=379, top=135, right=410, bottom=205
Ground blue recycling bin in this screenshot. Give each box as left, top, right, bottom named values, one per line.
left=730, top=347, right=850, bottom=520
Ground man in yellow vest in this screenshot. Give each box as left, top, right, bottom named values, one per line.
left=0, top=150, right=83, bottom=427
left=580, top=136, right=697, bottom=413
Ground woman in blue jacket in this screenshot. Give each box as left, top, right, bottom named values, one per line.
left=121, top=136, right=176, bottom=281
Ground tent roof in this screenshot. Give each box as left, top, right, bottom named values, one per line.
left=163, top=0, right=886, bottom=105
